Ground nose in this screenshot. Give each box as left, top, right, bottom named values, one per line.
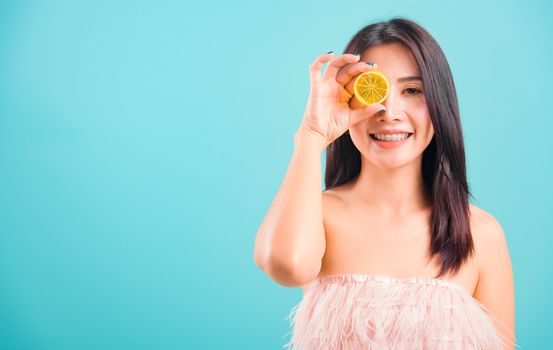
left=379, top=88, right=404, bottom=121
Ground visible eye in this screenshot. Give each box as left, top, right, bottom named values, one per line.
left=404, top=87, right=422, bottom=95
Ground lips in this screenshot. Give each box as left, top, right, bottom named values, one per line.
left=369, top=132, right=412, bottom=149
left=369, top=133, right=413, bottom=141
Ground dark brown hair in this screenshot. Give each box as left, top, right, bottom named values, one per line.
left=325, top=17, right=474, bottom=279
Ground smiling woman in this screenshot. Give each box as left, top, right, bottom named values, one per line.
left=253, top=17, right=517, bottom=349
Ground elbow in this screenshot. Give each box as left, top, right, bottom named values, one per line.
left=262, top=252, right=321, bottom=287
left=253, top=226, right=325, bottom=287
left=253, top=247, right=299, bottom=286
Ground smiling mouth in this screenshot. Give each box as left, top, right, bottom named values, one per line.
left=369, top=133, right=413, bottom=142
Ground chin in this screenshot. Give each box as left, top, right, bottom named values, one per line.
left=364, top=153, right=420, bottom=170
left=375, top=160, right=411, bottom=170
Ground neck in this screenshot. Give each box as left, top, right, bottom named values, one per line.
left=349, top=155, right=432, bottom=216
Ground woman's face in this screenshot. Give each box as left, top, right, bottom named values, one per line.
left=349, top=43, right=434, bottom=169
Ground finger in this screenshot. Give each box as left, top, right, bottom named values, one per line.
left=309, top=51, right=335, bottom=84
left=349, top=103, right=386, bottom=127
left=337, top=62, right=378, bottom=87
left=321, top=54, right=362, bottom=81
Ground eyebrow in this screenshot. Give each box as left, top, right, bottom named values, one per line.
left=397, top=76, right=422, bottom=83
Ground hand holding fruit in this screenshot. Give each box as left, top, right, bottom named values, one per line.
left=298, top=52, right=389, bottom=147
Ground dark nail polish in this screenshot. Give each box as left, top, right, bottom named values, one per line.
left=379, top=109, right=386, bottom=113
left=326, top=51, right=333, bottom=54
left=366, top=61, right=376, bottom=66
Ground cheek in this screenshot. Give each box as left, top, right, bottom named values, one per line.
left=409, top=104, right=432, bottom=135
left=417, top=118, right=434, bottom=148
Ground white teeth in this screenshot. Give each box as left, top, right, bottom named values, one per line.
left=373, top=133, right=410, bottom=141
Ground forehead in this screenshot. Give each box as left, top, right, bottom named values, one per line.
left=360, top=43, right=421, bottom=78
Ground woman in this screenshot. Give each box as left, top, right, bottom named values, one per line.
left=253, top=17, right=517, bottom=349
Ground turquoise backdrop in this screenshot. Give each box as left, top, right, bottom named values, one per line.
left=1, top=0, right=551, bottom=349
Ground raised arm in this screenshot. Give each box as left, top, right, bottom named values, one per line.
left=253, top=52, right=385, bottom=287
left=253, top=128, right=327, bottom=287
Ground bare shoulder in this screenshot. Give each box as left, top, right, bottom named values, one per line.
left=469, top=203, right=509, bottom=251
left=469, top=204, right=516, bottom=347
left=469, top=204, right=501, bottom=234
left=322, top=188, right=348, bottom=208
left=469, top=203, right=511, bottom=274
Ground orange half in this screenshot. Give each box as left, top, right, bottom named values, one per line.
left=353, top=70, right=390, bottom=105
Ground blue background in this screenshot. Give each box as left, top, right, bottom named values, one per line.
left=1, top=0, right=551, bottom=349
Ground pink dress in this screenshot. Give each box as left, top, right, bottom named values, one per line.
left=284, top=274, right=518, bottom=350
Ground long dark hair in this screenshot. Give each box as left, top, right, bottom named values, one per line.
left=325, top=17, right=474, bottom=279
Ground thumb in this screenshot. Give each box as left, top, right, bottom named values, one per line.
left=349, top=104, right=386, bottom=127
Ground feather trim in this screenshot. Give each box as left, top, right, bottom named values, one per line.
left=283, top=274, right=518, bottom=350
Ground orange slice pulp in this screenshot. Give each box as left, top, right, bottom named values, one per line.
left=353, top=70, right=390, bottom=105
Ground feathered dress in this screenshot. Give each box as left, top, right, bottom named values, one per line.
left=283, top=274, right=518, bottom=350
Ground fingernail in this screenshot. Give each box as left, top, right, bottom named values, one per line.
left=326, top=51, right=333, bottom=54
left=353, top=53, right=361, bottom=57
left=379, top=109, right=386, bottom=113
left=366, top=61, right=376, bottom=66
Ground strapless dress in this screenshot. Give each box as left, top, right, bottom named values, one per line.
left=283, top=274, right=518, bottom=349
